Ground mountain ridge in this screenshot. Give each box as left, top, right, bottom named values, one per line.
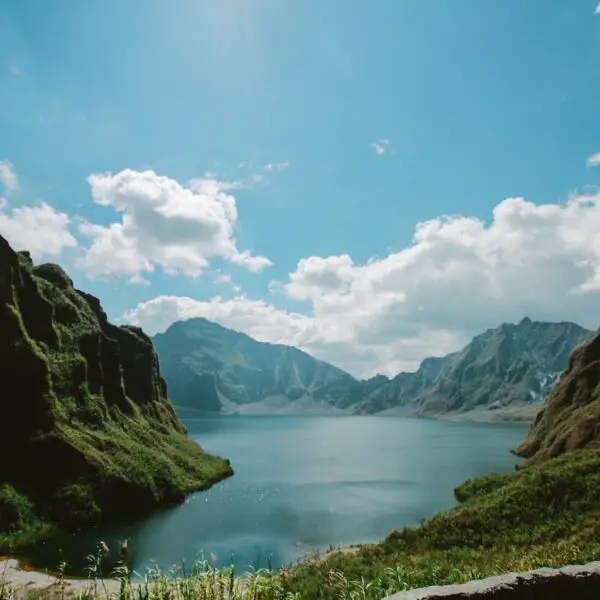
left=152, top=315, right=593, bottom=418
left=153, top=317, right=362, bottom=414
left=355, top=317, right=593, bottom=417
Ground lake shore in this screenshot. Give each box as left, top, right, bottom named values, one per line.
left=1, top=544, right=363, bottom=599
left=0, top=557, right=121, bottom=598
left=440, top=403, right=542, bottom=423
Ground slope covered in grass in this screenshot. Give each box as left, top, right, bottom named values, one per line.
left=287, top=448, right=600, bottom=599
left=0, top=234, right=232, bottom=550
left=515, top=329, right=600, bottom=460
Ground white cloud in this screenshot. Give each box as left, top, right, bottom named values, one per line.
left=264, top=160, right=290, bottom=172
left=0, top=202, right=77, bottom=259
left=7, top=64, right=21, bottom=76
left=124, top=294, right=315, bottom=348
left=214, top=272, right=233, bottom=285
left=78, top=169, right=271, bottom=281
left=125, top=192, right=600, bottom=379
left=214, top=271, right=241, bottom=292
left=0, top=161, right=18, bottom=192
left=587, top=152, right=600, bottom=167
left=595, top=3, right=600, bottom=14
left=0, top=198, right=7, bottom=210
left=370, top=139, right=391, bottom=156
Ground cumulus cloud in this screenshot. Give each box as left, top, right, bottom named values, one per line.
left=0, top=161, right=18, bottom=192
left=78, top=169, right=271, bottom=281
left=595, top=3, right=600, bottom=14
left=370, top=139, right=391, bottom=156
left=124, top=294, right=315, bottom=347
left=124, top=192, right=600, bottom=378
left=587, top=153, right=600, bottom=167
left=0, top=202, right=77, bottom=259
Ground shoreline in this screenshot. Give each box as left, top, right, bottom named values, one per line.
left=0, top=557, right=122, bottom=597
left=0, top=543, right=363, bottom=598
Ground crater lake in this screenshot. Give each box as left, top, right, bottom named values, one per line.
left=28, top=415, right=528, bottom=575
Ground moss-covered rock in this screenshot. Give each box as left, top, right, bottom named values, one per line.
left=515, top=330, right=600, bottom=461
left=0, top=234, right=233, bottom=539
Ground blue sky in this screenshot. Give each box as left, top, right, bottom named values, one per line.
left=2, top=0, right=600, bottom=377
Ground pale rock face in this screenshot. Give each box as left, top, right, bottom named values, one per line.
left=153, top=317, right=363, bottom=413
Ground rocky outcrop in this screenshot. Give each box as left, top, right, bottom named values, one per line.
left=355, top=318, right=592, bottom=416
left=515, top=330, right=600, bottom=460
left=152, top=318, right=362, bottom=413
left=385, top=561, right=600, bottom=600
left=0, top=234, right=232, bottom=533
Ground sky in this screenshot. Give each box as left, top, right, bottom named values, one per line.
left=1, top=0, right=600, bottom=379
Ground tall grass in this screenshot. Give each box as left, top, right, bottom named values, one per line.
left=7, top=448, right=600, bottom=600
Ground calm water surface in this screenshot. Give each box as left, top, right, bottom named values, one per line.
left=32, top=415, right=527, bottom=574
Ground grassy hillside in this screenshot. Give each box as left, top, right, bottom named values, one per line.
left=9, top=448, right=599, bottom=600
left=0, top=234, right=233, bottom=552
left=284, top=327, right=600, bottom=598
left=286, top=448, right=600, bottom=599
left=516, top=330, right=600, bottom=460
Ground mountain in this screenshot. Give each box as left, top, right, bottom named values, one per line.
left=0, top=234, right=232, bottom=539
left=353, top=317, right=593, bottom=417
left=515, top=329, right=600, bottom=461
left=152, top=318, right=362, bottom=413
left=153, top=316, right=592, bottom=419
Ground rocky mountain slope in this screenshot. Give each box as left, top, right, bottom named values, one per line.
left=515, top=329, right=600, bottom=461
left=153, top=318, right=362, bottom=413
left=153, top=316, right=592, bottom=418
left=354, top=318, right=593, bottom=417
left=0, top=234, right=232, bottom=538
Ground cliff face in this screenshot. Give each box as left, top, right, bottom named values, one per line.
left=0, top=234, right=232, bottom=533
left=153, top=318, right=362, bottom=413
left=355, top=318, right=592, bottom=416
left=515, top=330, right=600, bottom=461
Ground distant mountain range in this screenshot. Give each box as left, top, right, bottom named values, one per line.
left=152, top=318, right=363, bottom=414
left=153, top=317, right=594, bottom=420
left=354, top=318, right=593, bottom=419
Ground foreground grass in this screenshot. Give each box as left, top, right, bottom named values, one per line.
left=5, top=448, right=600, bottom=600
left=287, top=448, right=600, bottom=599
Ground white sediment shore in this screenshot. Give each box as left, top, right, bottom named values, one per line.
left=0, top=557, right=121, bottom=598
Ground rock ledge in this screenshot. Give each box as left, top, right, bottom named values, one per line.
left=385, top=561, right=600, bottom=600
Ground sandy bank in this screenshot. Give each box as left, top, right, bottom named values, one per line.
left=0, top=558, right=121, bottom=598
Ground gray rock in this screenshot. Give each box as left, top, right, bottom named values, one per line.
left=356, top=319, right=592, bottom=416
left=385, top=561, right=600, bottom=599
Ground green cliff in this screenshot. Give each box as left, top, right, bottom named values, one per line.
left=0, top=234, right=232, bottom=543
left=515, top=329, right=600, bottom=460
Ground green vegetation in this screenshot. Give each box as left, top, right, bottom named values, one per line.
left=515, top=331, right=600, bottom=461
left=0, top=237, right=233, bottom=554
left=4, top=449, right=600, bottom=600
left=4, top=234, right=600, bottom=599
left=285, top=448, right=600, bottom=599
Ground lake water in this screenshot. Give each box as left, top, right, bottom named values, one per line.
left=30, top=415, right=528, bottom=575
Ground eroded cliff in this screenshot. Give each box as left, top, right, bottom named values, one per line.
left=515, top=329, right=600, bottom=460
left=0, top=234, right=232, bottom=535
